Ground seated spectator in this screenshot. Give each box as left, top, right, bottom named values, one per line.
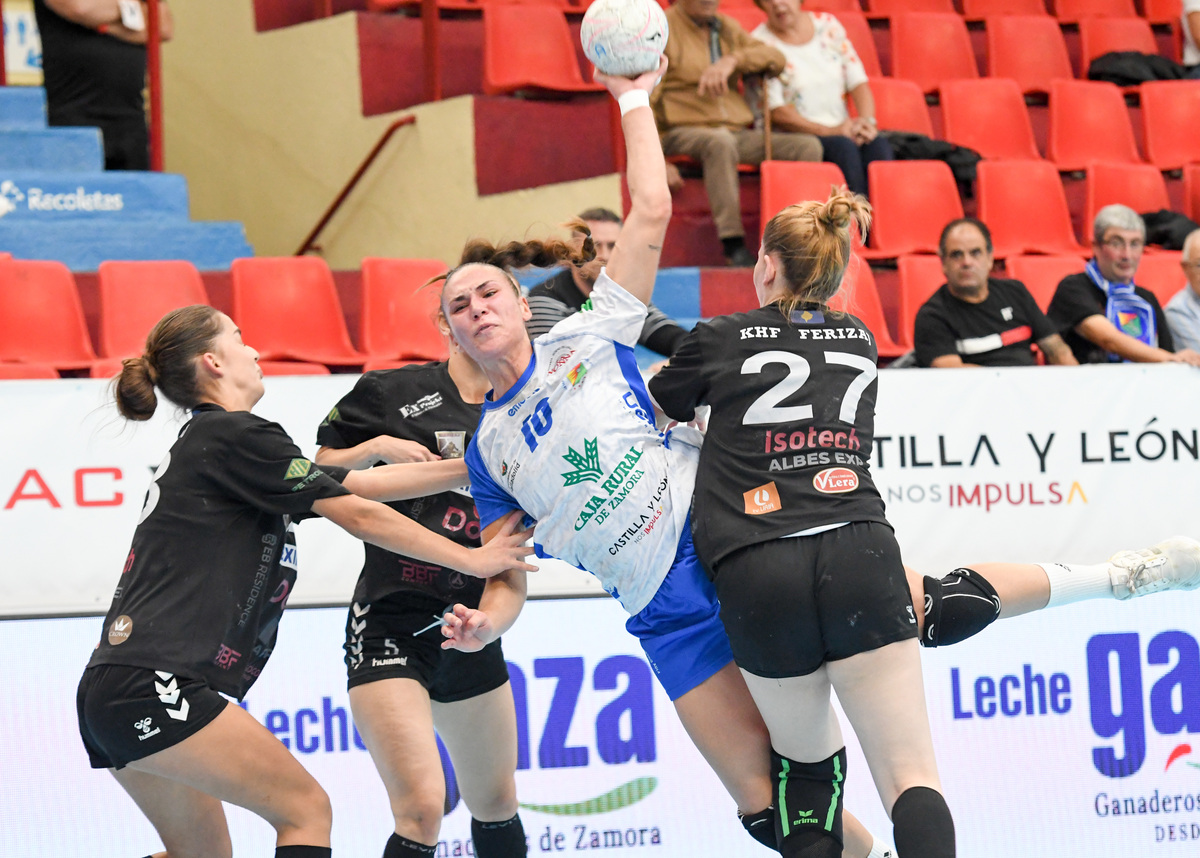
left=525, top=208, right=688, bottom=356
left=750, top=0, right=893, bottom=199
left=1166, top=229, right=1200, bottom=352
left=653, top=0, right=821, bottom=266
left=1047, top=205, right=1200, bottom=366
left=1185, top=0, right=1200, bottom=79
left=914, top=218, right=1077, bottom=367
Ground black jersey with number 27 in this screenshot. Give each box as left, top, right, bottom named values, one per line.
left=87, top=405, right=351, bottom=699
left=649, top=303, right=888, bottom=568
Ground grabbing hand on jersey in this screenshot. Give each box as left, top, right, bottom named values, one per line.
left=465, top=511, right=537, bottom=578
left=439, top=603, right=496, bottom=652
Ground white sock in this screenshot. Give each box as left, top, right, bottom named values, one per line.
left=866, top=836, right=894, bottom=858
left=1041, top=562, right=1113, bottom=608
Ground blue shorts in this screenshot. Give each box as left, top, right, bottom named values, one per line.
left=625, top=521, right=735, bottom=701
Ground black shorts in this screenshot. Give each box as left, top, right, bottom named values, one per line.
left=344, top=591, right=510, bottom=703
left=712, top=521, right=918, bottom=678
left=76, top=664, right=228, bottom=770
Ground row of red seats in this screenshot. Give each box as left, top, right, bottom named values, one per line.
left=0, top=257, right=451, bottom=380
left=761, top=159, right=1200, bottom=259
left=836, top=249, right=1187, bottom=358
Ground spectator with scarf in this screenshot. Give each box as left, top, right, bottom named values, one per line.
left=1047, top=205, right=1200, bottom=366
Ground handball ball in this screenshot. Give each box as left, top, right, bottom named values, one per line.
left=581, top=0, right=669, bottom=78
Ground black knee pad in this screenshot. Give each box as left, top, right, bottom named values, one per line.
left=472, top=814, right=527, bottom=858
left=921, top=568, right=1001, bottom=648
left=892, top=786, right=955, bottom=858
left=739, top=805, right=780, bottom=852
left=771, top=747, right=846, bottom=858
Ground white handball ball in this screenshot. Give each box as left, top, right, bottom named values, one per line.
left=581, top=0, right=669, bottom=78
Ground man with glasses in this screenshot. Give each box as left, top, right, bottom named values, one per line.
left=914, top=218, right=1077, bottom=367
left=1047, top=205, right=1200, bottom=366
left=1165, top=229, right=1200, bottom=353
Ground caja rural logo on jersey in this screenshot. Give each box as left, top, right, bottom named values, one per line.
left=566, top=439, right=646, bottom=531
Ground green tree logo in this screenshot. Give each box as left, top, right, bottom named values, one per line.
left=561, top=438, right=603, bottom=485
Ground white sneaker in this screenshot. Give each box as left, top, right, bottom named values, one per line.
left=1109, top=537, right=1200, bottom=600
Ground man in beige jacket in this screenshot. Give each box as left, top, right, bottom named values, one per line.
left=653, top=0, right=821, bottom=266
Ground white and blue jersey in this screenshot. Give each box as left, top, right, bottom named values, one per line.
left=466, top=270, right=700, bottom=616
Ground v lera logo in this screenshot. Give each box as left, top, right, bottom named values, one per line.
left=813, top=467, right=859, bottom=494
left=743, top=482, right=782, bottom=515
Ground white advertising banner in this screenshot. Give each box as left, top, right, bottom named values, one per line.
left=0, top=364, right=1196, bottom=617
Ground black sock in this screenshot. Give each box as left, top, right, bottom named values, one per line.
left=892, top=786, right=955, bottom=858
left=472, top=814, right=527, bottom=857
left=722, top=236, right=747, bottom=257
left=274, top=847, right=333, bottom=858
left=739, top=805, right=779, bottom=852
left=383, top=832, right=436, bottom=858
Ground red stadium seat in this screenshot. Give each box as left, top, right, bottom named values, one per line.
left=939, top=78, right=1042, bottom=160
left=806, top=0, right=864, bottom=11
left=986, top=15, right=1074, bottom=95
left=0, top=260, right=97, bottom=369
left=1142, top=0, right=1183, bottom=24
left=868, top=0, right=955, bottom=14
left=1136, top=252, right=1187, bottom=307
left=363, top=359, right=428, bottom=371
left=1006, top=254, right=1086, bottom=310
left=760, top=161, right=849, bottom=238
left=259, top=360, right=333, bottom=376
left=97, top=260, right=208, bottom=359
left=1079, top=17, right=1158, bottom=73
left=483, top=6, right=603, bottom=96
left=230, top=256, right=366, bottom=365
left=0, top=362, right=59, bottom=379
left=866, top=160, right=964, bottom=257
left=1054, top=0, right=1137, bottom=22
left=962, top=0, right=1048, bottom=19
left=360, top=257, right=451, bottom=362
left=864, top=77, right=933, bottom=136
left=1083, top=163, right=1171, bottom=236
left=1046, top=79, right=1143, bottom=171
left=828, top=257, right=908, bottom=356
left=896, top=254, right=948, bottom=349
left=977, top=160, right=1090, bottom=257
left=722, top=6, right=767, bottom=33
left=831, top=11, right=883, bottom=77
left=1184, top=163, right=1200, bottom=222
left=891, top=13, right=979, bottom=94
left=1140, top=81, right=1200, bottom=171
left=89, top=358, right=124, bottom=379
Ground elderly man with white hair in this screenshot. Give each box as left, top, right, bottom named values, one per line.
left=1165, top=229, right=1200, bottom=353
left=1047, top=204, right=1200, bottom=366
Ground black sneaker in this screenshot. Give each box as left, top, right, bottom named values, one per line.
left=725, top=245, right=756, bottom=267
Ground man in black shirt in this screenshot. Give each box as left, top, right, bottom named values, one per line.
left=525, top=207, right=688, bottom=356
left=915, top=218, right=1077, bottom=368
left=1047, top=204, right=1200, bottom=366
left=34, top=0, right=173, bottom=170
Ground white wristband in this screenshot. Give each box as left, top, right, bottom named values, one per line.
left=618, top=89, right=650, bottom=116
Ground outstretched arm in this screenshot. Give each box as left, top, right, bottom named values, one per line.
left=339, top=458, right=468, bottom=502
left=598, top=57, right=673, bottom=308
left=440, top=517, right=531, bottom=650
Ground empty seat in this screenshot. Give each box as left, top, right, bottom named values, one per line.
left=1136, top=251, right=1187, bottom=307
left=866, top=77, right=933, bottom=136
left=866, top=160, right=964, bottom=257
left=259, top=360, right=333, bottom=376
left=1184, top=163, right=1200, bottom=222
left=1079, top=16, right=1159, bottom=73
left=806, top=0, right=864, bottom=10
left=977, top=160, right=1090, bottom=257
left=986, top=15, right=1074, bottom=95
left=1140, top=81, right=1200, bottom=171
left=89, top=358, right=125, bottom=379
left=0, top=362, right=59, bottom=379
left=1005, top=254, right=1086, bottom=310
left=483, top=6, right=602, bottom=96
left=1046, top=79, right=1143, bottom=171
left=962, top=0, right=1048, bottom=19
left=831, top=11, right=883, bottom=77
left=896, top=254, right=949, bottom=349
left=828, top=257, right=908, bottom=356
left=868, top=0, right=955, bottom=13
left=723, top=6, right=767, bottom=32
left=760, top=162, right=848, bottom=237
left=0, top=260, right=97, bottom=369
left=939, top=78, right=1041, bottom=160
left=1083, top=163, right=1171, bottom=235
left=1142, top=0, right=1184, bottom=24
left=230, top=256, right=366, bottom=365
left=1055, top=0, right=1137, bottom=22
left=97, top=260, right=208, bottom=359
left=360, top=257, right=451, bottom=362
left=891, top=13, right=979, bottom=94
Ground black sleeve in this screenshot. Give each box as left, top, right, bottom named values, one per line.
left=639, top=304, right=688, bottom=356
left=316, top=373, right=384, bottom=449
left=648, top=323, right=711, bottom=422
left=1047, top=276, right=1104, bottom=332
left=215, top=419, right=351, bottom=516
left=912, top=302, right=959, bottom=367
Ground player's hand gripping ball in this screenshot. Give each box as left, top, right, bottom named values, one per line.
left=581, top=0, right=670, bottom=78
